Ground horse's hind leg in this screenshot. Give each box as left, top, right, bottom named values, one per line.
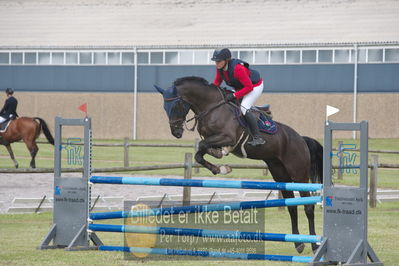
left=5, top=144, right=19, bottom=168
left=299, top=190, right=319, bottom=253
left=267, top=160, right=305, bottom=253
left=25, top=141, right=39, bottom=168
left=281, top=190, right=305, bottom=253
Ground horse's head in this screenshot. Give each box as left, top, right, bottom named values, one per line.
left=155, top=84, right=191, bottom=138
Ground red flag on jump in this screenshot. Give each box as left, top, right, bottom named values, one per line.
left=78, top=103, right=88, bottom=116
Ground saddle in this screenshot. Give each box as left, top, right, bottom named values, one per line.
left=240, top=106, right=278, bottom=135
left=252, top=104, right=273, bottom=120
left=219, top=86, right=277, bottom=134
left=227, top=96, right=277, bottom=134
left=0, top=118, right=13, bottom=133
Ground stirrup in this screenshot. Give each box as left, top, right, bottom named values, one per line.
left=247, top=136, right=266, bottom=146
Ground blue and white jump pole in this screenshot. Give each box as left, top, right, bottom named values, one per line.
left=98, top=246, right=314, bottom=263
left=90, top=175, right=323, bottom=192
left=89, top=196, right=322, bottom=220
left=89, top=224, right=322, bottom=243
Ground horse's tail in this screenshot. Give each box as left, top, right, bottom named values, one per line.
left=303, top=136, right=323, bottom=184
left=34, top=117, right=55, bottom=145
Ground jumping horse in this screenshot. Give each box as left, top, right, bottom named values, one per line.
left=0, top=117, right=54, bottom=168
left=155, top=76, right=323, bottom=254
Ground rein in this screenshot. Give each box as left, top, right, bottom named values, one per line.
left=185, top=100, right=226, bottom=131
left=184, top=86, right=228, bottom=131
left=166, top=85, right=230, bottom=132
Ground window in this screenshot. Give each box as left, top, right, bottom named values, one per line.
left=231, top=51, right=238, bottom=59
left=38, top=53, right=50, bottom=64
left=24, top=53, right=37, bottom=64
left=0, top=53, right=9, bottom=64
left=122, top=53, right=134, bottom=64
left=11, top=53, right=23, bottom=64
left=137, top=52, right=148, bottom=64
left=286, top=51, right=300, bottom=64
left=0, top=47, right=397, bottom=67
left=194, top=51, right=208, bottom=64
left=79, top=52, right=92, bottom=64
left=270, top=51, right=284, bottom=64
left=240, top=51, right=253, bottom=63
left=66, top=52, right=78, bottom=64
left=94, top=52, right=106, bottom=64
left=385, top=48, right=399, bottom=62
left=334, top=50, right=350, bottom=63
left=254, top=51, right=269, bottom=64
left=368, top=49, right=383, bottom=62
left=179, top=51, right=193, bottom=64
left=165, top=52, right=178, bottom=64
left=302, top=50, right=316, bottom=63
left=319, top=50, right=333, bottom=63
left=349, top=49, right=355, bottom=63
left=52, top=52, right=64, bottom=64
left=108, top=52, right=121, bottom=64
left=358, top=49, right=367, bottom=63
left=150, top=52, right=163, bottom=64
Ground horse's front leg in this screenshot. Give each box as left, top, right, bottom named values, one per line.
left=206, top=147, right=223, bottom=158
left=195, top=136, right=234, bottom=175
left=5, top=144, right=19, bottom=168
left=206, top=145, right=234, bottom=159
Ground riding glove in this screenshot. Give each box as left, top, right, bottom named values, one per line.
left=225, top=93, right=236, bottom=102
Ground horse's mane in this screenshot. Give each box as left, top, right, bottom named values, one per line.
left=174, top=76, right=210, bottom=87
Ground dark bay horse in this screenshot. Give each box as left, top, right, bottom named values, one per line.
left=155, top=76, right=323, bottom=254
left=0, top=117, right=54, bottom=168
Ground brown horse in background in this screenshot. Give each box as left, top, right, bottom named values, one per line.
left=0, top=117, right=54, bottom=168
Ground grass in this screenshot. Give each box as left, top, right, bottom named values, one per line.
left=0, top=202, right=398, bottom=265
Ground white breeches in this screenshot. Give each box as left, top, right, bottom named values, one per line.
left=0, top=116, right=6, bottom=123
left=240, top=81, right=264, bottom=114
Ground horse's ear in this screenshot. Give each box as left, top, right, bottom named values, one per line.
left=154, top=85, right=165, bottom=94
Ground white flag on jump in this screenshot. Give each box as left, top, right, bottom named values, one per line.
left=326, top=105, right=340, bottom=118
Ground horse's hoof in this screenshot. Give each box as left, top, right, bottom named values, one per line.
left=15, top=164, right=19, bottom=169
left=312, top=243, right=320, bottom=254
left=211, top=167, right=220, bottom=175
left=219, top=165, right=232, bottom=175
left=295, top=243, right=305, bottom=254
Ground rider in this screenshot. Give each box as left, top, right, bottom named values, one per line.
left=0, top=88, right=18, bottom=124
left=211, top=48, right=266, bottom=146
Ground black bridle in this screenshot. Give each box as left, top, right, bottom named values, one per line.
left=164, top=95, right=192, bottom=130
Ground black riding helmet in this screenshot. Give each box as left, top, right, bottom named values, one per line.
left=211, top=48, right=232, bottom=62
left=5, top=88, right=14, bottom=95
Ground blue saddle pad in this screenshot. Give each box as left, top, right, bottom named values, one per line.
left=237, top=109, right=278, bottom=135
left=257, top=112, right=278, bottom=134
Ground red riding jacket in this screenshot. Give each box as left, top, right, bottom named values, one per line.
left=213, top=59, right=263, bottom=99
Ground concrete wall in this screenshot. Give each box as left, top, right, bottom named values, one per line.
left=9, top=92, right=133, bottom=140
left=5, top=92, right=398, bottom=140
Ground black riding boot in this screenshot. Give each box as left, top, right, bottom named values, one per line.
left=244, top=111, right=266, bottom=146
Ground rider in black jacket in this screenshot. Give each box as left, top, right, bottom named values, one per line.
left=0, top=88, right=18, bottom=124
